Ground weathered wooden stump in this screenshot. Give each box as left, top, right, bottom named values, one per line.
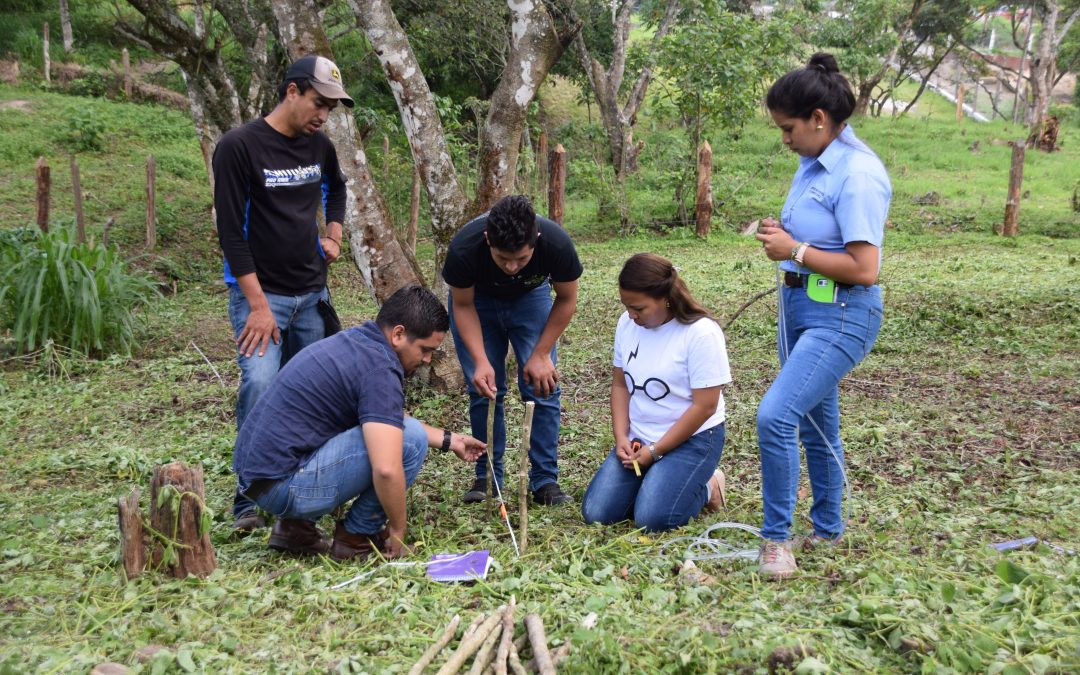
left=118, top=462, right=216, bottom=580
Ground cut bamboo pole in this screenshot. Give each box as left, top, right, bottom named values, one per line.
left=462, top=612, right=487, bottom=641
left=524, top=613, right=555, bottom=675
left=519, top=401, right=534, bottom=552
left=507, top=641, right=527, bottom=675
left=122, top=48, right=132, bottom=99
left=486, top=398, right=496, bottom=515
left=145, top=154, right=157, bottom=250
left=408, top=614, right=461, bottom=675
left=494, top=597, right=515, bottom=675
left=467, top=622, right=502, bottom=675
left=435, top=608, right=504, bottom=675
left=43, top=23, right=50, bottom=84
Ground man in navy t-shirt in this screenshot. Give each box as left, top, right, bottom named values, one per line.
left=234, top=285, right=486, bottom=560
left=442, top=195, right=582, bottom=506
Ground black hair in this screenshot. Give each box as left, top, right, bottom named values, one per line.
left=376, top=284, right=450, bottom=339
left=766, top=52, right=855, bottom=126
left=277, top=77, right=312, bottom=102
left=618, top=253, right=712, bottom=325
left=485, top=195, right=538, bottom=251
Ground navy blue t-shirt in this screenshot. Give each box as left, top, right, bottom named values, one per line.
left=233, top=321, right=405, bottom=487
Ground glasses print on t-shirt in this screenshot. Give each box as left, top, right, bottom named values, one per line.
left=624, top=343, right=670, bottom=401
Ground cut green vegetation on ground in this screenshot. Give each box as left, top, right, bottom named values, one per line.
left=1, top=84, right=1079, bottom=673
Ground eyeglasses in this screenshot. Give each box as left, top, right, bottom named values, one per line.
left=623, top=371, right=670, bottom=401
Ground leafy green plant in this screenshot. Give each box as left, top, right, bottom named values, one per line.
left=61, top=110, right=106, bottom=153
left=0, top=226, right=158, bottom=356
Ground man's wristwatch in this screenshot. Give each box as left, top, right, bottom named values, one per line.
left=441, top=429, right=452, bottom=452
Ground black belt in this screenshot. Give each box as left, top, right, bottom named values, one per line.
left=783, top=271, right=851, bottom=290
left=244, top=479, right=276, bottom=500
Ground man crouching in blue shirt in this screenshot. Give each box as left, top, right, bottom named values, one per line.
left=233, top=285, right=487, bottom=561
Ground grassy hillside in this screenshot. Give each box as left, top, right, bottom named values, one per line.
left=1, top=82, right=1079, bottom=673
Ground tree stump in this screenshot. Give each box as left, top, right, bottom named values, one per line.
left=149, top=462, right=216, bottom=578
left=119, top=462, right=216, bottom=580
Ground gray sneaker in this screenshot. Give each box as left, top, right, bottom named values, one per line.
left=758, top=540, right=798, bottom=579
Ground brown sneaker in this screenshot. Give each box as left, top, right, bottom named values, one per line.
left=704, top=469, right=727, bottom=513
left=267, top=518, right=331, bottom=556
left=330, top=521, right=387, bottom=562
left=794, top=533, right=842, bottom=552
left=233, top=511, right=268, bottom=535
left=758, top=540, right=798, bottom=580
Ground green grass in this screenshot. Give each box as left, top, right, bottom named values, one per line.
left=1, top=77, right=1079, bottom=673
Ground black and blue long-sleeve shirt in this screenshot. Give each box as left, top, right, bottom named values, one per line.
left=212, top=118, right=347, bottom=295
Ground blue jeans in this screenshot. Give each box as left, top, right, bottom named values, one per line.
left=758, top=282, right=883, bottom=542
left=229, top=284, right=328, bottom=517
left=581, top=424, right=725, bottom=532
left=244, top=418, right=429, bottom=535
left=448, top=284, right=560, bottom=491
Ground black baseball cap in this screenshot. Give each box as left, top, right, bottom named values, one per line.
left=283, top=55, right=354, bottom=108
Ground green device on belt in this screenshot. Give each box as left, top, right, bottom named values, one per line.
left=806, top=273, right=837, bottom=303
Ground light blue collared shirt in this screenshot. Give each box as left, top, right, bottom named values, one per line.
left=779, top=125, right=891, bottom=273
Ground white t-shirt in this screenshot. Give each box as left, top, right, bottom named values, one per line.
left=612, top=312, right=732, bottom=444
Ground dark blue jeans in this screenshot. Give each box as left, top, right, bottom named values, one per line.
left=448, top=284, right=560, bottom=490
left=245, top=418, right=429, bottom=536
left=758, top=282, right=882, bottom=542
left=581, top=424, right=725, bottom=532
left=228, top=284, right=328, bottom=517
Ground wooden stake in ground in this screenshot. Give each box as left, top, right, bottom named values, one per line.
left=519, top=401, right=534, bottom=553
left=1000, top=140, right=1025, bottom=237
left=42, top=22, right=50, bottom=84
left=955, top=84, right=965, bottom=121
left=70, top=155, right=85, bottom=243
left=147, top=462, right=216, bottom=578
left=435, top=608, right=504, bottom=675
left=122, top=48, right=132, bottom=100
left=547, top=144, right=567, bottom=226
left=407, top=614, right=460, bottom=675
left=524, top=613, right=555, bottom=675
left=486, top=397, right=496, bottom=515
left=117, top=488, right=145, bottom=581
left=35, top=156, right=50, bottom=233
left=146, top=154, right=156, bottom=249
left=695, top=140, right=713, bottom=238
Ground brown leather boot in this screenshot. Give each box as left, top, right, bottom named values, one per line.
left=267, top=518, right=331, bottom=556
left=330, top=521, right=386, bottom=562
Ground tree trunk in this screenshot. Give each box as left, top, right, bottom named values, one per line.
left=854, top=0, right=925, bottom=117
left=272, top=0, right=424, bottom=304
left=1025, top=2, right=1079, bottom=147
left=473, top=0, right=578, bottom=212
left=349, top=0, right=468, bottom=293
left=58, top=0, right=73, bottom=52
left=148, top=462, right=216, bottom=579
left=695, top=141, right=712, bottom=238
left=575, top=0, right=679, bottom=179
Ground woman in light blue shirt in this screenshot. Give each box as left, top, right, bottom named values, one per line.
left=754, top=53, right=890, bottom=579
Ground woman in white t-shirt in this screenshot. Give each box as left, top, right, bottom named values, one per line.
left=582, top=253, right=732, bottom=532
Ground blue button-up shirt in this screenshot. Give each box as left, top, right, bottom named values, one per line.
left=779, top=125, right=891, bottom=273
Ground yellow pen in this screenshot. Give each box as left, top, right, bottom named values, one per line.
left=631, top=439, right=642, bottom=477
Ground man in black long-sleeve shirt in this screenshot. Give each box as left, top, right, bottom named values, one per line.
left=213, top=55, right=354, bottom=532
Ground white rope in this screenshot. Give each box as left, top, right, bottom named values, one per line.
left=331, top=553, right=473, bottom=590
left=661, top=522, right=763, bottom=562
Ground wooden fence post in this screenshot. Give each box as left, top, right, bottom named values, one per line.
left=42, top=22, right=50, bottom=84
left=535, top=132, right=548, bottom=194
left=146, top=154, right=157, bottom=249
left=407, top=164, right=420, bottom=253
left=122, top=48, right=132, bottom=99
left=956, top=84, right=965, bottom=121
left=547, top=144, right=567, bottom=226
left=695, top=141, right=713, bottom=238
left=71, top=155, right=85, bottom=243
left=1000, top=140, right=1025, bottom=237
left=35, top=156, right=50, bottom=232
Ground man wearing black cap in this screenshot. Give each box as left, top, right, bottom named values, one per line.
left=213, top=54, right=356, bottom=533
